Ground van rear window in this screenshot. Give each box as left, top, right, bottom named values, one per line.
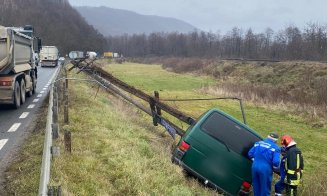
left=201, top=112, right=261, bottom=157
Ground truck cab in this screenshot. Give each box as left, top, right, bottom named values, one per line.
left=172, top=108, right=262, bottom=195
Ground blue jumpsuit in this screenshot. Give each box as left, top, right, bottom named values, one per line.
left=275, top=156, right=286, bottom=194
left=248, top=139, right=281, bottom=196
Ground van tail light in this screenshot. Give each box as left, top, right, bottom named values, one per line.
left=179, top=141, right=190, bottom=152
left=241, top=181, right=251, bottom=193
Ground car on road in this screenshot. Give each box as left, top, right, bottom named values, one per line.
left=172, top=108, right=262, bottom=195
left=58, top=57, right=65, bottom=65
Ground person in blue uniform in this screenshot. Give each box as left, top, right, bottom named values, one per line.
left=248, top=132, right=281, bottom=196
left=275, top=147, right=287, bottom=196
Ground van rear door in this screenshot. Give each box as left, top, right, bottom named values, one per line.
left=181, top=110, right=262, bottom=195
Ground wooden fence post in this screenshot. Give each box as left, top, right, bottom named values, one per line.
left=154, top=91, right=161, bottom=115
left=64, top=129, right=71, bottom=153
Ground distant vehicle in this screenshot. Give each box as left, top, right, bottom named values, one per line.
left=68, top=51, right=84, bottom=60
left=86, top=51, right=97, bottom=60
left=103, top=51, right=113, bottom=58
left=0, top=25, right=42, bottom=108
left=40, top=46, right=59, bottom=67
left=172, top=108, right=262, bottom=195
left=58, top=57, right=65, bottom=65
left=113, top=52, right=119, bottom=58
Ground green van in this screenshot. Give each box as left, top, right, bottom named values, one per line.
left=172, top=108, right=263, bottom=195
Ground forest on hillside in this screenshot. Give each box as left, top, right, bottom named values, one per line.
left=0, top=0, right=106, bottom=54
left=107, top=23, right=327, bottom=61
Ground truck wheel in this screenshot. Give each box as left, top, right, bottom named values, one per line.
left=32, top=75, right=36, bottom=94
left=20, top=80, right=26, bottom=104
left=27, top=73, right=36, bottom=96
left=27, top=80, right=33, bottom=97
left=13, top=81, right=21, bottom=109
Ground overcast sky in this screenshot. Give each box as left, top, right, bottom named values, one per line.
left=69, top=0, right=325, bottom=33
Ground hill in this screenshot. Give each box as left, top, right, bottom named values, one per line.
left=75, top=6, right=197, bottom=36
left=0, top=0, right=107, bottom=54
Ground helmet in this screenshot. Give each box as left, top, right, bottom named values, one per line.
left=281, top=135, right=293, bottom=147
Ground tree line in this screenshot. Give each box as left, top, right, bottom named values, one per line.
left=106, top=23, right=327, bottom=61
left=0, top=0, right=107, bottom=54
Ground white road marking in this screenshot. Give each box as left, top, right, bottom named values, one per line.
left=37, top=94, right=42, bottom=98
left=8, top=123, right=21, bottom=132
left=0, top=139, right=8, bottom=150
left=33, top=99, right=39, bottom=102
left=19, top=112, right=29, bottom=119
left=28, top=104, right=35, bottom=109
left=40, top=91, right=45, bottom=94
left=43, top=88, right=47, bottom=90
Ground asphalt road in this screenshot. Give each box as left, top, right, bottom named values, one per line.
left=0, top=66, right=59, bottom=162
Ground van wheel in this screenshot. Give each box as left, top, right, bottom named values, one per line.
left=20, top=80, right=26, bottom=104
left=13, top=81, right=21, bottom=109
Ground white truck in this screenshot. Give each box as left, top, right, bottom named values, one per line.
left=40, top=46, right=59, bottom=67
left=0, top=25, right=42, bottom=108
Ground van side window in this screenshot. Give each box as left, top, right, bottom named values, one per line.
left=201, top=112, right=261, bottom=158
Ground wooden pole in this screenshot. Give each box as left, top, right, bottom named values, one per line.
left=64, top=129, right=71, bottom=153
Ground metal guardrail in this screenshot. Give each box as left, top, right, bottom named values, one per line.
left=38, top=64, right=62, bottom=196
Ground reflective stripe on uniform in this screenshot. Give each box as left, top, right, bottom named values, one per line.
left=287, top=170, right=295, bottom=174
left=256, top=141, right=275, bottom=151
left=289, top=179, right=300, bottom=186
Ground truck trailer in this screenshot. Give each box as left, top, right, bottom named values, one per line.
left=0, top=25, right=42, bottom=108
left=40, top=46, right=59, bottom=67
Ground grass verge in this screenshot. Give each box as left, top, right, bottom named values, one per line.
left=103, top=62, right=327, bottom=195
left=3, top=99, right=48, bottom=195
left=49, top=68, right=218, bottom=195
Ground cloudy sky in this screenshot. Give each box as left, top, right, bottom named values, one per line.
left=69, top=0, right=325, bottom=33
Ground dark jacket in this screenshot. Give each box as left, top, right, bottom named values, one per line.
left=285, top=143, right=304, bottom=186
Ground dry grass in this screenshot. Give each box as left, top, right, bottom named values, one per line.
left=4, top=60, right=327, bottom=195
left=132, top=57, right=327, bottom=120
left=49, top=69, right=219, bottom=195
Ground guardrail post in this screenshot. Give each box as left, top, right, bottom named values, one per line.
left=64, top=129, right=71, bottom=153
left=51, top=146, right=60, bottom=158
left=52, top=124, right=59, bottom=139
left=64, top=77, right=69, bottom=124
left=52, top=84, right=59, bottom=139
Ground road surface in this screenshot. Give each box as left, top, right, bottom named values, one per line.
left=0, top=66, right=59, bottom=163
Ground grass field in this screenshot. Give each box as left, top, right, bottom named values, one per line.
left=4, top=61, right=327, bottom=195
left=103, top=62, right=327, bottom=195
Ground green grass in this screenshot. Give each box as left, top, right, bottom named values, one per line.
left=104, top=62, right=327, bottom=194
left=105, top=62, right=215, bottom=92
left=50, top=69, right=218, bottom=195
left=5, top=61, right=326, bottom=195
left=104, top=62, right=327, bottom=171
